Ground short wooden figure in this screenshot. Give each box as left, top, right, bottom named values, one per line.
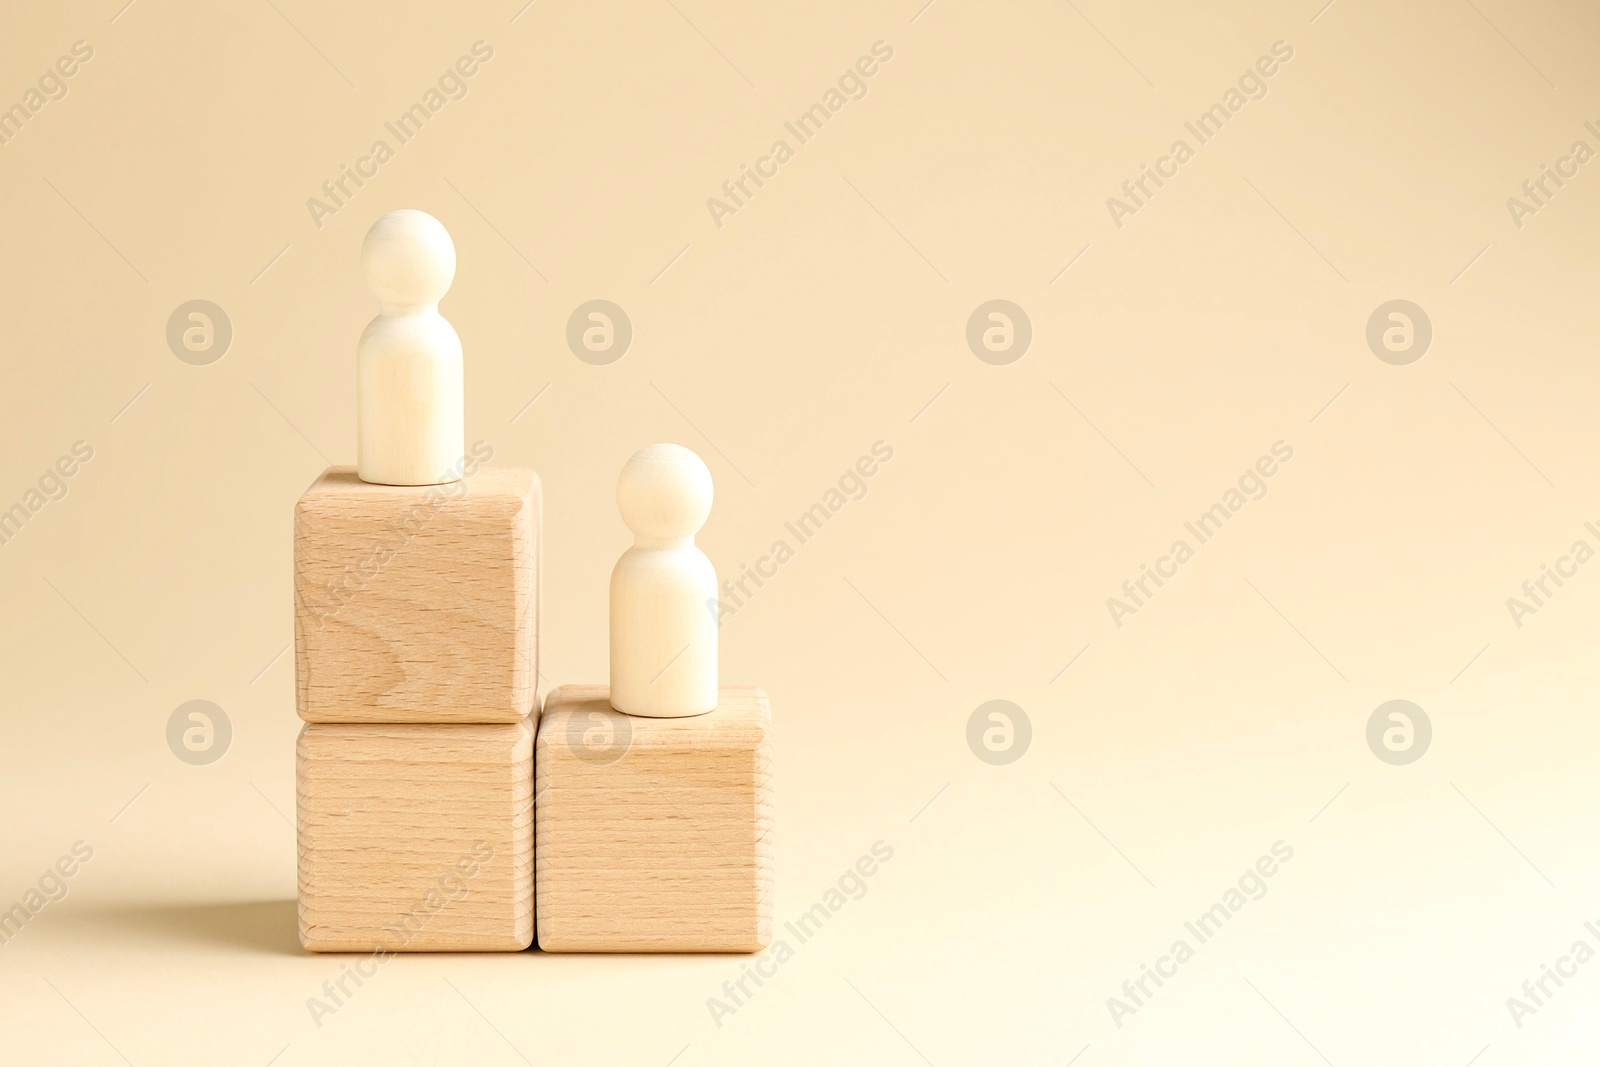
left=295, top=465, right=539, bottom=723
left=535, top=685, right=773, bottom=952
left=298, top=717, right=534, bottom=952
left=610, top=444, right=718, bottom=717
left=357, top=209, right=465, bottom=487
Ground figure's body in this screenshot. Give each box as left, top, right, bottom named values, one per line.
left=357, top=209, right=465, bottom=486
left=610, top=444, right=717, bottom=717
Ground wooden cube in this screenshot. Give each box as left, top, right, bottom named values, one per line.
left=535, top=685, right=774, bottom=952
left=297, top=718, right=534, bottom=951
left=294, top=466, right=539, bottom=723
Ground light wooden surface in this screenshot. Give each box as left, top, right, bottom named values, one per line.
left=297, top=717, right=534, bottom=952
left=356, top=209, right=465, bottom=487
left=535, top=685, right=773, bottom=952
left=610, top=444, right=718, bottom=717
left=294, top=465, right=539, bottom=723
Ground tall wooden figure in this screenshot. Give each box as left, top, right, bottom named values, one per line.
left=357, top=209, right=465, bottom=486
left=609, top=443, right=718, bottom=717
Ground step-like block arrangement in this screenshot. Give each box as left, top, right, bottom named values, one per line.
left=291, top=213, right=777, bottom=957
left=295, top=466, right=540, bottom=724
left=298, top=718, right=534, bottom=952
left=535, top=685, right=774, bottom=952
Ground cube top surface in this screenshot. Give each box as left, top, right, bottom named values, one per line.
left=538, top=684, right=770, bottom=752
left=297, top=465, right=536, bottom=512
left=298, top=717, right=535, bottom=754
left=295, top=464, right=540, bottom=724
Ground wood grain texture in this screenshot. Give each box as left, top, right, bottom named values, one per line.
left=297, top=718, right=534, bottom=952
left=535, top=685, right=773, bottom=952
left=295, top=465, right=539, bottom=723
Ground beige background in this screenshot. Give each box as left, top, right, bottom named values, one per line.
left=2, top=0, right=1599, bottom=1063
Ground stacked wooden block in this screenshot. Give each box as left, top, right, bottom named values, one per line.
left=294, top=467, right=540, bottom=951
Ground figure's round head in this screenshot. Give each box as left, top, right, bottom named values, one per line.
left=362, top=209, right=455, bottom=310
left=617, top=443, right=713, bottom=542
